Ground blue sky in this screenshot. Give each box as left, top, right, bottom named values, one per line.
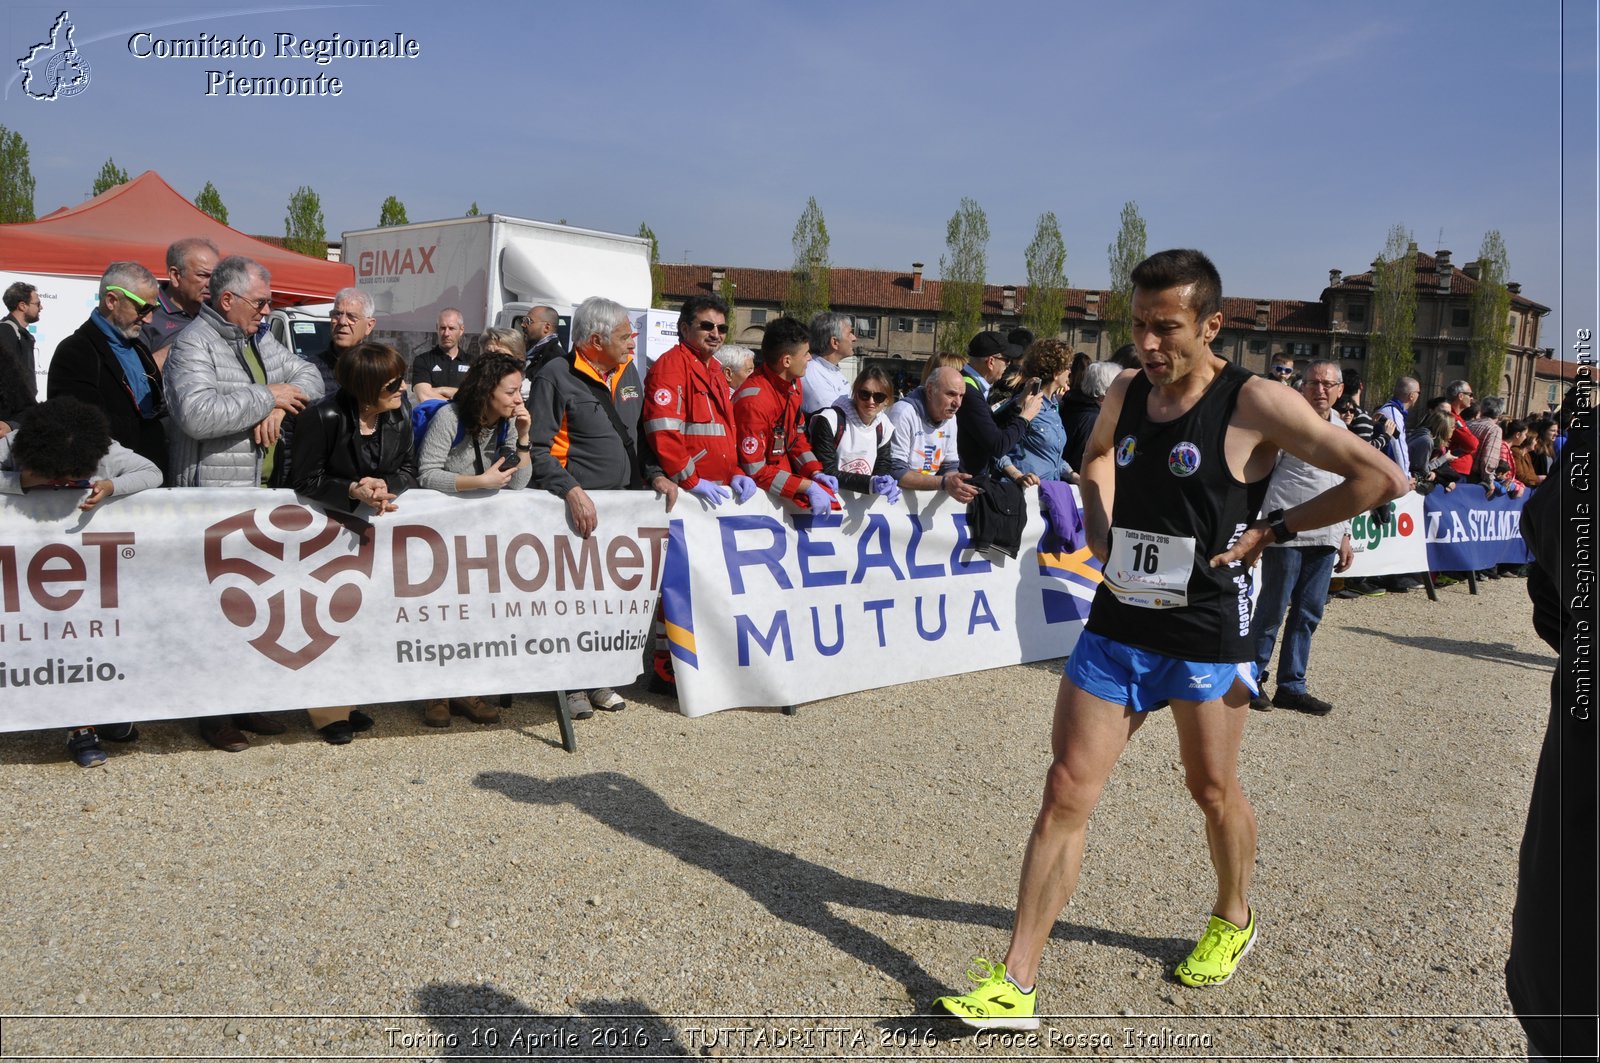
left=3, top=0, right=1594, bottom=353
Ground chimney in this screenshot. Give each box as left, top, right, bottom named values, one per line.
left=1407, top=241, right=1418, bottom=255
left=1329, top=268, right=1343, bottom=287
left=1085, top=291, right=1100, bottom=321
left=1254, top=302, right=1269, bottom=331
left=911, top=262, right=924, bottom=293
left=1002, top=285, right=1017, bottom=314
left=1507, top=281, right=1522, bottom=295
left=710, top=267, right=725, bottom=292
left=1434, top=250, right=1452, bottom=292
left=1462, top=261, right=1480, bottom=280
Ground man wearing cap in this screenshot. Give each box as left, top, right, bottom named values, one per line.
left=957, top=332, right=1043, bottom=478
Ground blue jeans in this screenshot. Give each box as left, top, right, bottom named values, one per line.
left=1251, top=545, right=1337, bottom=694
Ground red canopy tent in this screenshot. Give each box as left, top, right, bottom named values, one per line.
left=0, top=170, right=352, bottom=302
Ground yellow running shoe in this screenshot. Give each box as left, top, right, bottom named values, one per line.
left=1175, top=909, right=1257, bottom=987
left=931, top=958, right=1038, bottom=1030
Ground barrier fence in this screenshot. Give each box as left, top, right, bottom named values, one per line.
left=0, top=482, right=1531, bottom=728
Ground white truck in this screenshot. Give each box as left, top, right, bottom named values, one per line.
left=340, top=214, right=655, bottom=359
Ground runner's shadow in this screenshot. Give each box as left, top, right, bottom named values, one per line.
left=414, top=982, right=688, bottom=1058
left=1345, top=627, right=1556, bottom=670
left=475, top=771, right=1186, bottom=1002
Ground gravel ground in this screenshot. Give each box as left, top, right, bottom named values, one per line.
left=0, top=576, right=1554, bottom=1061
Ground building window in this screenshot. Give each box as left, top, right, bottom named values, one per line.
left=894, top=317, right=913, bottom=333
left=1446, top=349, right=1468, bottom=366
left=1247, top=339, right=1266, bottom=354
left=1080, top=329, right=1099, bottom=343
left=1289, top=342, right=1318, bottom=358
left=1346, top=303, right=1367, bottom=325
left=916, top=318, right=936, bottom=334
left=854, top=316, right=878, bottom=341
left=1339, top=345, right=1366, bottom=360
left=1451, top=308, right=1470, bottom=328
left=1547, top=382, right=1559, bottom=405
left=748, top=308, right=767, bottom=325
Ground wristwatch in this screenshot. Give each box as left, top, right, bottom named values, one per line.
left=1266, top=508, right=1296, bottom=544
left=516, top=442, right=531, bottom=452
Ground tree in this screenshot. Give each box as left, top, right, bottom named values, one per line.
left=782, top=196, right=831, bottom=324
left=194, top=181, right=229, bottom=224
left=1022, top=211, right=1068, bottom=342
left=1366, top=224, right=1417, bottom=405
left=0, top=124, right=36, bottom=223
left=718, top=272, right=737, bottom=328
left=1103, top=201, right=1147, bottom=352
left=465, top=202, right=480, bottom=217
left=91, top=157, right=130, bottom=196
left=379, top=195, right=409, bottom=227
left=638, top=222, right=665, bottom=309
left=939, top=197, right=989, bottom=353
left=284, top=185, right=327, bottom=259
left=1468, top=230, right=1512, bottom=400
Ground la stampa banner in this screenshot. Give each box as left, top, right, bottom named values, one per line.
left=0, top=489, right=670, bottom=731
left=664, top=489, right=1100, bottom=716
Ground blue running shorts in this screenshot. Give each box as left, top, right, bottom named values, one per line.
left=1065, top=629, right=1258, bottom=712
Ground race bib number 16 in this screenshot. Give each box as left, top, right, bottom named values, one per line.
left=1104, top=528, right=1195, bottom=609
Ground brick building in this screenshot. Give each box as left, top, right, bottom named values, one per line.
left=661, top=249, right=1551, bottom=413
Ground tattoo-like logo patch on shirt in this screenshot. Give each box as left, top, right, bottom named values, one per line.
left=1168, top=441, right=1201, bottom=477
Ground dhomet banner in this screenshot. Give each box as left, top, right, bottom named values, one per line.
left=664, top=489, right=1100, bottom=717
left=0, top=489, right=669, bottom=732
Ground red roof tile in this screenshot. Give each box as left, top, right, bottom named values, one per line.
left=1329, top=252, right=1549, bottom=313
left=1535, top=356, right=1590, bottom=382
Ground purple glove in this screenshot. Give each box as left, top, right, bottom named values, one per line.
left=870, top=475, right=902, bottom=505
left=729, top=474, right=758, bottom=503
left=686, top=479, right=731, bottom=506
left=812, top=472, right=839, bottom=492
left=802, top=482, right=833, bottom=516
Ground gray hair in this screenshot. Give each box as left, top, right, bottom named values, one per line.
left=334, top=286, right=375, bottom=319
left=1078, top=360, right=1122, bottom=400
left=480, top=327, right=525, bottom=359
left=209, top=255, right=269, bottom=302
left=1394, top=375, right=1420, bottom=399
left=571, top=296, right=629, bottom=350
left=716, top=345, right=755, bottom=371
left=165, top=237, right=220, bottom=273
left=98, top=261, right=158, bottom=300
left=809, top=311, right=852, bottom=355
left=1479, top=395, right=1506, bottom=419
left=1444, top=379, right=1472, bottom=399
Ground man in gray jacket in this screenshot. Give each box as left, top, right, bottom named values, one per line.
left=163, top=255, right=323, bottom=750
left=165, top=255, right=322, bottom=488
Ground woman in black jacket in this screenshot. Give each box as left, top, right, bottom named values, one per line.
left=292, top=340, right=418, bottom=516
left=290, top=341, right=418, bottom=744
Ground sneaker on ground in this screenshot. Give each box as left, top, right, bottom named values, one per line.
left=1271, top=689, right=1333, bottom=715
left=1352, top=580, right=1387, bottom=597
left=931, top=958, right=1038, bottom=1031
left=589, top=687, right=626, bottom=712
left=1249, top=695, right=1271, bottom=712
left=67, top=728, right=107, bottom=768
left=566, top=691, right=594, bottom=721
left=1175, top=909, right=1258, bottom=987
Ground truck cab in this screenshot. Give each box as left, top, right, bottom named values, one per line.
left=268, top=303, right=333, bottom=359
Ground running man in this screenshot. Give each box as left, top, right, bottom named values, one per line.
left=932, top=249, right=1406, bottom=1029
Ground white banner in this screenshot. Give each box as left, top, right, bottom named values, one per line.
left=666, top=488, right=1100, bottom=716
left=1340, top=492, right=1429, bottom=578
left=0, top=489, right=669, bottom=732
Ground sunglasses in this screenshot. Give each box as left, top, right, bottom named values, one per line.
left=855, top=389, right=889, bottom=404
left=108, top=285, right=158, bottom=319
left=1270, top=366, right=1294, bottom=376
left=229, top=292, right=272, bottom=313
left=694, top=320, right=729, bottom=335
left=382, top=377, right=405, bottom=394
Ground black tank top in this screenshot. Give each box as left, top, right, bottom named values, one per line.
left=1086, top=362, right=1269, bottom=663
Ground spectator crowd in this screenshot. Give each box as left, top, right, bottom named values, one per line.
left=0, top=244, right=1575, bottom=768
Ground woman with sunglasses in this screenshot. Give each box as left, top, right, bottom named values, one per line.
left=413, top=351, right=533, bottom=727
left=289, top=341, right=419, bottom=743
left=807, top=365, right=900, bottom=503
